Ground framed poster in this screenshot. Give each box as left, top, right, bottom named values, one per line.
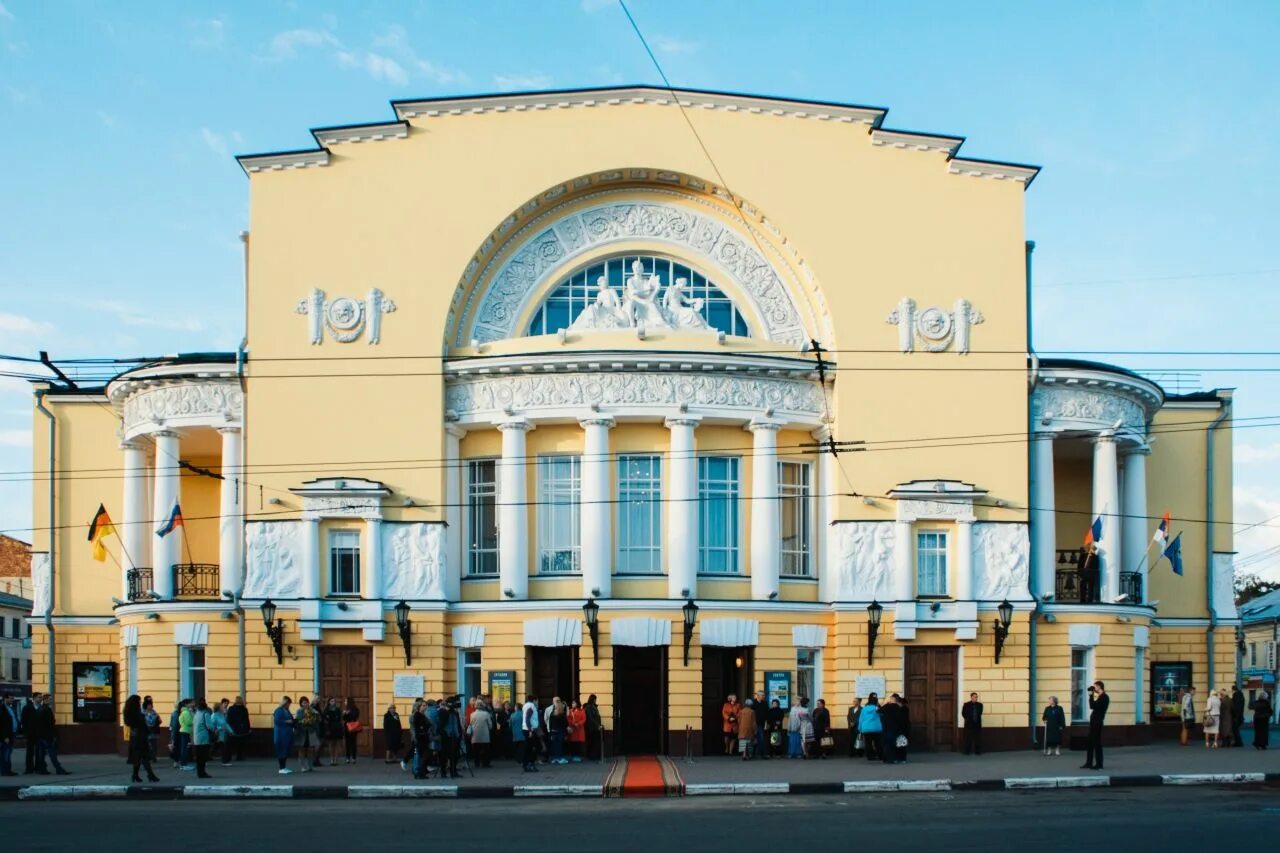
left=855, top=675, right=887, bottom=701
left=489, top=670, right=516, bottom=708
left=393, top=674, right=425, bottom=699
left=72, top=662, right=116, bottom=723
left=765, top=670, right=792, bottom=711
left=1151, top=662, right=1192, bottom=721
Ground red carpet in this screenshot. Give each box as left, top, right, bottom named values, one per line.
left=613, top=755, right=683, bottom=797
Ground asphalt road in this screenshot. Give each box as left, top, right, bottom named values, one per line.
left=2, top=788, right=1276, bottom=851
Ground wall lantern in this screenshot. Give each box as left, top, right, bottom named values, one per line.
left=682, top=598, right=699, bottom=666
left=583, top=598, right=600, bottom=665
left=994, top=599, right=1015, bottom=664
left=395, top=600, right=412, bottom=666
left=260, top=598, right=284, bottom=666
left=866, top=600, right=883, bottom=666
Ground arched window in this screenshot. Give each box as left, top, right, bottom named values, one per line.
left=527, top=254, right=750, bottom=338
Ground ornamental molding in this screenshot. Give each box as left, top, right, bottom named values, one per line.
left=243, top=522, right=302, bottom=600
left=700, top=617, right=760, bottom=647
left=445, top=371, right=825, bottom=425
left=119, top=380, right=243, bottom=438
left=456, top=192, right=813, bottom=348
left=383, top=522, right=447, bottom=601
left=237, top=149, right=330, bottom=174
left=299, top=496, right=383, bottom=521
left=972, top=522, right=1032, bottom=602
left=610, top=616, right=673, bottom=648
left=831, top=521, right=895, bottom=601
left=886, top=297, right=984, bottom=353
left=1031, top=371, right=1161, bottom=434
left=297, top=287, right=396, bottom=344
left=896, top=498, right=977, bottom=523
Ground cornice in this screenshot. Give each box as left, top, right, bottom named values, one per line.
left=311, top=121, right=409, bottom=146
left=236, top=149, right=331, bottom=175
left=445, top=349, right=823, bottom=380
left=871, top=128, right=963, bottom=155
left=947, top=158, right=1040, bottom=185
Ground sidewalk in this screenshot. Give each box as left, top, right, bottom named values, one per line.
left=2, top=742, right=1275, bottom=799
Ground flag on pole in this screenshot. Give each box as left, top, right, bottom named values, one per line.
left=1162, top=532, right=1183, bottom=576
left=156, top=503, right=185, bottom=538
left=87, top=504, right=116, bottom=562
left=1083, top=515, right=1103, bottom=548
left=1152, top=512, right=1171, bottom=549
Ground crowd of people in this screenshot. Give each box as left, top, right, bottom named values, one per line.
left=1180, top=685, right=1272, bottom=750
left=0, top=693, right=70, bottom=777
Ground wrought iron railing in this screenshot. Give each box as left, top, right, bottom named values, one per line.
left=1054, top=550, right=1143, bottom=604
left=126, top=567, right=153, bottom=601
left=173, top=563, right=221, bottom=600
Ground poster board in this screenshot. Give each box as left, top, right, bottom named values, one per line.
left=489, top=670, right=516, bottom=707
left=393, top=674, right=425, bottom=699
left=72, top=662, right=116, bottom=723
left=765, top=670, right=792, bottom=711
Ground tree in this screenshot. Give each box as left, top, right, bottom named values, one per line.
left=1235, top=572, right=1280, bottom=606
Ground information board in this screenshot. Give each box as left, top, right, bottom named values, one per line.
left=72, top=662, right=116, bottom=723
left=393, top=674, right=425, bottom=699
left=765, top=670, right=792, bottom=710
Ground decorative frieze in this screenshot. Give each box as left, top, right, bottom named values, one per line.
left=244, top=522, right=303, bottom=600
left=383, top=522, right=447, bottom=600
left=972, top=523, right=1032, bottom=602
left=121, top=381, right=242, bottom=435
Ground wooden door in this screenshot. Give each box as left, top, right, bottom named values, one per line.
left=904, top=647, right=958, bottom=751
left=701, top=646, right=753, bottom=756
left=614, top=646, right=666, bottom=754
left=527, top=647, right=578, bottom=708
left=319, top=647, right=373, bottom=756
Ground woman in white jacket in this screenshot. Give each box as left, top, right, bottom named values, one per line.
left=1204, top=691, right=1221, bottom=748
left=787, top=699, right=813, bottom=759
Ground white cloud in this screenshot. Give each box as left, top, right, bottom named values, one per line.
left=80, top=299, right=205, bottom=333
left=0, top=3, right=13, bottom=22
left=191, top=17, right=227, bottom=49
left=339, top=51, right=408, bottom=85
left=651, top=35, right=698, bottom=55
left=493, top=72, right=552, bottom=92
left=1237, top=442, right=1280, bottom=465
left=0, top=313, right=53, bottom=336
left=199, top=127, right=242, bottom=158
left=290, top=24, right=457, bottom=87
left=1235, top=485, right=1280, bottom=581
left=0, top=429, right=30, bottom=448
left=265, top=27, right=339, bottom=60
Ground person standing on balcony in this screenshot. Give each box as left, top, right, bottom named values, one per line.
left=1077, top=544, right=1100, bottom=604
left=962, top=692, right=984, bottom=755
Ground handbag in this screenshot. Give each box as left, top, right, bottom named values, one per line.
left=345, top=720, right=362, bottom=734
left=895, top=734, right=908, bottom=748
left=854, top=734, right=864, bottom=750
left=819, top=736, right=835, bottom=748
left=769, top=730, right=782, bottom=747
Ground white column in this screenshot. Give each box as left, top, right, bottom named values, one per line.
left=1029, top=433, right=1057, bottom=599
left=1092, top=432, right=1121, bottom=603
left=1121, top=445, right=1150, bottom=602
left=955, top=519, right=974, bottom=601
left=579, top=416, right=615, bottom=600
left=217, top=427, right=243, bottom=597
left=812, top=426, right=837, bottom=603
left=497, top=418, right=533, bottom=601
left=747, top=418, right=783, bottom=601
left=665, top=416, right=701, bottom=600
left=121, top=440, right=148, bottom=599
left=444, top=425, right=465, bottom=602
left=300, top=517, right=320, bottom=600
left=365, top=517, right=383, bottom=600
left=151, top=430, right=181, bottom=599
left=894, top=520, right=914, bottom=601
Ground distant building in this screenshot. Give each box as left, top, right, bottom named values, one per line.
left=0, top=535, right=32, bottom=697
left=1240, top=588, right=1280, bottom=715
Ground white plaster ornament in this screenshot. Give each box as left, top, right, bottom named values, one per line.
left=297, top=288, right=396, bottom=344
left=886, top=297, right=984, bottom=353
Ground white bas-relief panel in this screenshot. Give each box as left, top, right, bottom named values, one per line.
left=383, top=523, right=446, bottom=600
left=1212, top=553, right=1238, bottom=619
left=972, top=523, right=1032, bottom=602
left=832, top=522, right=895, bottom=601
left=31, top=552, right=50, bottom=617
left=244, top=522, right=302, bottom=599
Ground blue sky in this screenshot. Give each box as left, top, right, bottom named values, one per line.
left=1, top=1, right=1278, bottom=575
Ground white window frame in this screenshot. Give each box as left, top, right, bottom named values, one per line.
left=698, top=455, right=741, bottom=574
left=537, top=455, right=582, bottom=574
left=778, top=460, right=813, bottom=578
left=328, top=528, right=362, bottom=595
left=180, top=646, right=206, bottom=701
left=1070, top=647, right=1093, bottom=723
left=617, top=454, right=663, bottom=574
left=1250, top=642, right=1258, bottom=667
left=916, top=530, right=949, bottom=597
left=457, top=648, right=482, bottom=700
left=466, top=458, right=499, bottom=577
left=796, top=648, right=822, bottom=704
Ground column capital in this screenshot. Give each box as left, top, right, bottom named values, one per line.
left=151, top=429, right=180, bottom=440
left=216, top=425, right=241, bottom=436
left=1119, top=443, right=1151, bottom=457
left=446, top=424, right=468, bottom=440
left=1091, top=430, right=1118, bottom=445
left=120, top=439, right=145, bottom=451
left=578, top=415, right=616, bottom=430
left=495, top=417, right=534, bottom=433
left=956, top=517, right=975, bottom=526
left=745, top=418, right=784, bottom=434
left=664, top=415, right=702, bottom=430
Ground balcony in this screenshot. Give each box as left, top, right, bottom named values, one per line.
left=1055, top=549, right=1143, bottom=604
left=173, top=563, right=221, bottom=600
left=126, top=567, right=153, bottom=601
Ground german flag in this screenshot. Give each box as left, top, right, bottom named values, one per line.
left=87, top=504, right=115, bottom=562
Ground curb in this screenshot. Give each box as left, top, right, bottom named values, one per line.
left=6, top=772, right=1277, bottom=800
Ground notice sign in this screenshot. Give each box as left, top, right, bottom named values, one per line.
left=855, top=675, right=886, bottom=701
left=765, top=670, right=792, bottom=711
left=393, top=674, right=424, bottom=699
left=489, top=670, right=516, bottom=707
left=72, top=662, right=116, bottom=723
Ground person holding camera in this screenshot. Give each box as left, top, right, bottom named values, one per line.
left=1081, top=681, right=1108, bottom=770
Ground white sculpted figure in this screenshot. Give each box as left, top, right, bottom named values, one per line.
left=569, top=276, right=629, bottom=331
left=662, top=277, right=709, bottom=330
left=622, top=260, right=670, bottom=329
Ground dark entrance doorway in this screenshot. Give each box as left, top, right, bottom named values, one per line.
left=904, top=646, right=958, bottom=751
left=701, top=646, right=754, bottom=756
left=319, top=646, right=373, bottom=756
left=527, top=646, right=579, bottom=708
left=613, top=646, right=667, bottom=755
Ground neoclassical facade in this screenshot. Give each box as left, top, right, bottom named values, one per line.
left=29, top=86, right=1237, bottom=753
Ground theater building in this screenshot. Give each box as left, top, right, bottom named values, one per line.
left=26, top=86, right=1238, bottom=753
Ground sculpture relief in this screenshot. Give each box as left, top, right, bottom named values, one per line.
left=31, top=552, right=50, bottom=617
left=569, top=262, right=712, bottom=333
left=122, top=382, right=242, bottom=433
left=832, top=521, right=895, bottom=601
left=886, top=297, right=984, bottom=353
left=973, top=523, right=1032, bottom=601
left=297, top=288, right=396, bottom=344
left=1031, top=386, right=1147, bottom=432
left=384, top=523, right=446, bottom=600
left=244, top=522, right=302, bottom=599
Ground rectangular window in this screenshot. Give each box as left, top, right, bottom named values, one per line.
left=466, top=459, right=499, bottom=576
left=0, top=619, right=5, bottom=638
left=538, top=456, right=581, bottom=573
left=26, top=659, right=32, bottom=681
left=796, top=648, right=818, bottom=703
left=699, top=456, right=740, bottom=573
left=460, top=649, right=482, bottom=700
left=779, top=461, right=811, bottom=577
left=1250, top=643, right=1258, bottom=667
left=617, top=455, right=662, bottom=573
left=1134, top=648, right=1145, bottom=724
left=181, top=647, right=206, bottom=701
left=1071, top=648, right=1092, bottom=723
left=329, top=529, right=361, bottom=595
left=9, top=658, right=17, bottom=681
left=10, top=618, right=17, bottom=638
left=916, top=531, right=948, bottom=596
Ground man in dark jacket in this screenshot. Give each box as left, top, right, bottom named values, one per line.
left=0, top=695, right=16, bottom=776
left=35, top=694, right=69, bottom=775
left=1231, top=686, right=1246, bottom=747
left=226, top=696, right=251, bottom=761
left=1082, top=681, right=1109, bottom=770
left=1077, top=545, right=1100, bottom=603
left=584, top=694, right=602, bottom=761
left=962, top=692, right=984, bottom=755
left=879, top=694, right=904, bottom=765
left=21, top=694, right=43, bottom=774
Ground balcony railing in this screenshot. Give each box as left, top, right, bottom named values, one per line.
left=1054, top=549, right=1143, bottom=604
left=173, top=563, right=221, bottom=600
left=126, top=567, right=153, bottom=601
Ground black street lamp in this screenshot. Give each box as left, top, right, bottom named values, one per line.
left=583, top=598, right=600, bottom=665
left=395, top=600, right=412, bottom=666
left=260, top=598, right=284, bottom=665
left=682, top=599, right=699, bottom=666
left=994, top=599, right=1014, bottom=664
left=866, top=600, right=883, bottom=666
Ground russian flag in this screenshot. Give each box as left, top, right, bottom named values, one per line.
left=156, top=503, right=185, bottom=538
left=1083, top=515, right=1103, bottom=548
left=1152, top=512, right=1171, bottom=548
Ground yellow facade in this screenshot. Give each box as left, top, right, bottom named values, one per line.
left=27, top=87, right=1236, bottom=754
